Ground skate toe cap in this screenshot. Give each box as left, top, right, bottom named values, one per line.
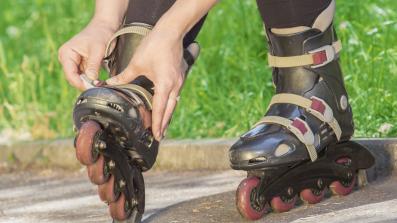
left=229, top=132, right=305, bottom=170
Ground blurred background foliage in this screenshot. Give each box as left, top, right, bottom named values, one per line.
left=0, top=0, right=396, bottom=142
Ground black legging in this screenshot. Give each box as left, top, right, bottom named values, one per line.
left=124, top=0, right=332, bottom=46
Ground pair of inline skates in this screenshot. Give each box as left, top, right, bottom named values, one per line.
left=73, top=13, right=374, bottom=223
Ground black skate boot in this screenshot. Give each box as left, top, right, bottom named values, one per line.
left=73, top=23, right=198, bottom=222
left=229, top=1, right=374, bottom=220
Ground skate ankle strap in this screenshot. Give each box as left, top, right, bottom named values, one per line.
left=268, top=93, right=342, bottom=140
left=255, top=116, right=318, bottom=161
left=267, top=40, right=342, bottom=68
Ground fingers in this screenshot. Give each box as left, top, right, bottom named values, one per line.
left=58, top=46, right=85, bottom=91
left=157, top=43, right=200, bottom=138
left=152, top=84, right=172, bottom=140
left=160, top=91, right=179, bottom=136
left=105, top=62, right=140, bottom=86
left=85, top=47, right=104, bottom=80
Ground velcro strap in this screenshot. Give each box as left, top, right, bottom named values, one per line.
left=104, top=24, right=152, bottom=58
left=268, top=40, right=342, bottom=68
left=268, top=93, right=342, bottom=140
left=106, top=84, right=153, bottom=110
left=255, top=116, right=318, bottom=162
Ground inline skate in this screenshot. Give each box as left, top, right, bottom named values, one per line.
left=229, top=1, right=375, bottom=220
left=73, top=23, right=197, bottom=222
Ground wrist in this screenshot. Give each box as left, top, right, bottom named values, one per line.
left=153, top=18, right=186, bottom=43
left=90, top=16, right=121, bottom=33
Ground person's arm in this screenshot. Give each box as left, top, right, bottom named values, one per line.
left=154, top=0, right=218, bottom=41
left=91, top=0, right=129, bottom=32
left=58, top=0, right=128, bottom=91
left=106, top=0, right=218, bottom=140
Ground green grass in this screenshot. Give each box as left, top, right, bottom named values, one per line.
left=0, top=0, right=396, bottom=140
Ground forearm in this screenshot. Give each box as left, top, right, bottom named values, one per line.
left=155, top=0, right=218, bottom=39
left=91, top=0, right=129, bottom=31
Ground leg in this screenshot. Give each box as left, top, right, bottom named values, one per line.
left=256, top=0, right=331, bottom=28
left=231, top=0, right=374, bottom=220
left=125, top=0, right=207, bottom=48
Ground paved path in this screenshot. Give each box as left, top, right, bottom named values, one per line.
left=0, top=170, right=396, bottom=223
left=0, top=169, right=244, bottom=223
left=147, top=175, right=397, bottom=223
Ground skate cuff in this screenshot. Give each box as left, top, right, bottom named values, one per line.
left=268, top=93, right=342, bottom=140
left=255, top=116, right=318, bottom=162
left=104, top=24, right=152, bottom=58
left=103, top=23, right=153, bottom=72
left=267, top=40, right=341, bottom=68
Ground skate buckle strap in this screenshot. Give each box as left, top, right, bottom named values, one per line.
left=255, top=116, right=318, bottom=161
left=268, top=93, right=342, bottom=140
left=267, top=40, right=341, bottom=68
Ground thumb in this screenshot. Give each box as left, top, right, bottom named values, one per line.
left=105, top=63, right=140, bottom=86
left=85, top=48, right=104, bottom=80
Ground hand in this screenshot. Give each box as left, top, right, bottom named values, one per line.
left=58, top=21, right=116, bottom=91
left=106, top=28, right=200, bottom=141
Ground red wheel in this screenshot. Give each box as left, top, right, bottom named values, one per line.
left=109, top=193, right=129, bottom=221
left=330, top=157, right=356, bottom=196
left=75, top=121, right=101, bottom=165
left=270, top=195, right=297, bottom=213
left=300, top=188, right=325, bottom=204
left=236, top=177, right=268, bottom=220
left=87, top=155, right=109, bottom=185
left=98, top=175, right=119, bottom=202
left=330, top=177, right=356, bottom=196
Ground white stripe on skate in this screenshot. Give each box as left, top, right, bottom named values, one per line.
left=291, top=199, right=397, bottom=223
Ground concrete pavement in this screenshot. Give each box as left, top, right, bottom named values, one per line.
left=0, top=170, right=244, bottom=223
left=146, top=174, right=397, bottom=223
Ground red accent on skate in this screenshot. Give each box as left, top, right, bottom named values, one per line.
left=87, top=155, right=109, bottom=185
left=310, top=98, right=326, bottom=114
left=109, top=192, right=129, bottom=221
left=300, top=188, right=325, bottom=204
left=313, top=51, right=327, bottom=65
left=236, top=177, right=268, bottom=220
left=270, top=196, right=297, bottom=213
left=291, top=119, right=308, bottom=134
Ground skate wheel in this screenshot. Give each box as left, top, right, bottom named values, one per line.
left=270, top=195, right=297, bottom=213
left=300, top=188, right=325, bottom=204
left=330, top=157, right=356, bottom=196
left=236, top=177, right=268, bottom=220
left=109, top=192, right=130, bottom=221
left=330, top=177, right=356, bottom=196
left=98, top=175, right=120, bottom=202
left=87, top=155, right=109, bottom=185
left=75, top=121, right=101, bottom=165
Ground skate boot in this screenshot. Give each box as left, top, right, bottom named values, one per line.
left=229, top=1, right=374, bottom=220
left=73, top=23, right=198, bottom=222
